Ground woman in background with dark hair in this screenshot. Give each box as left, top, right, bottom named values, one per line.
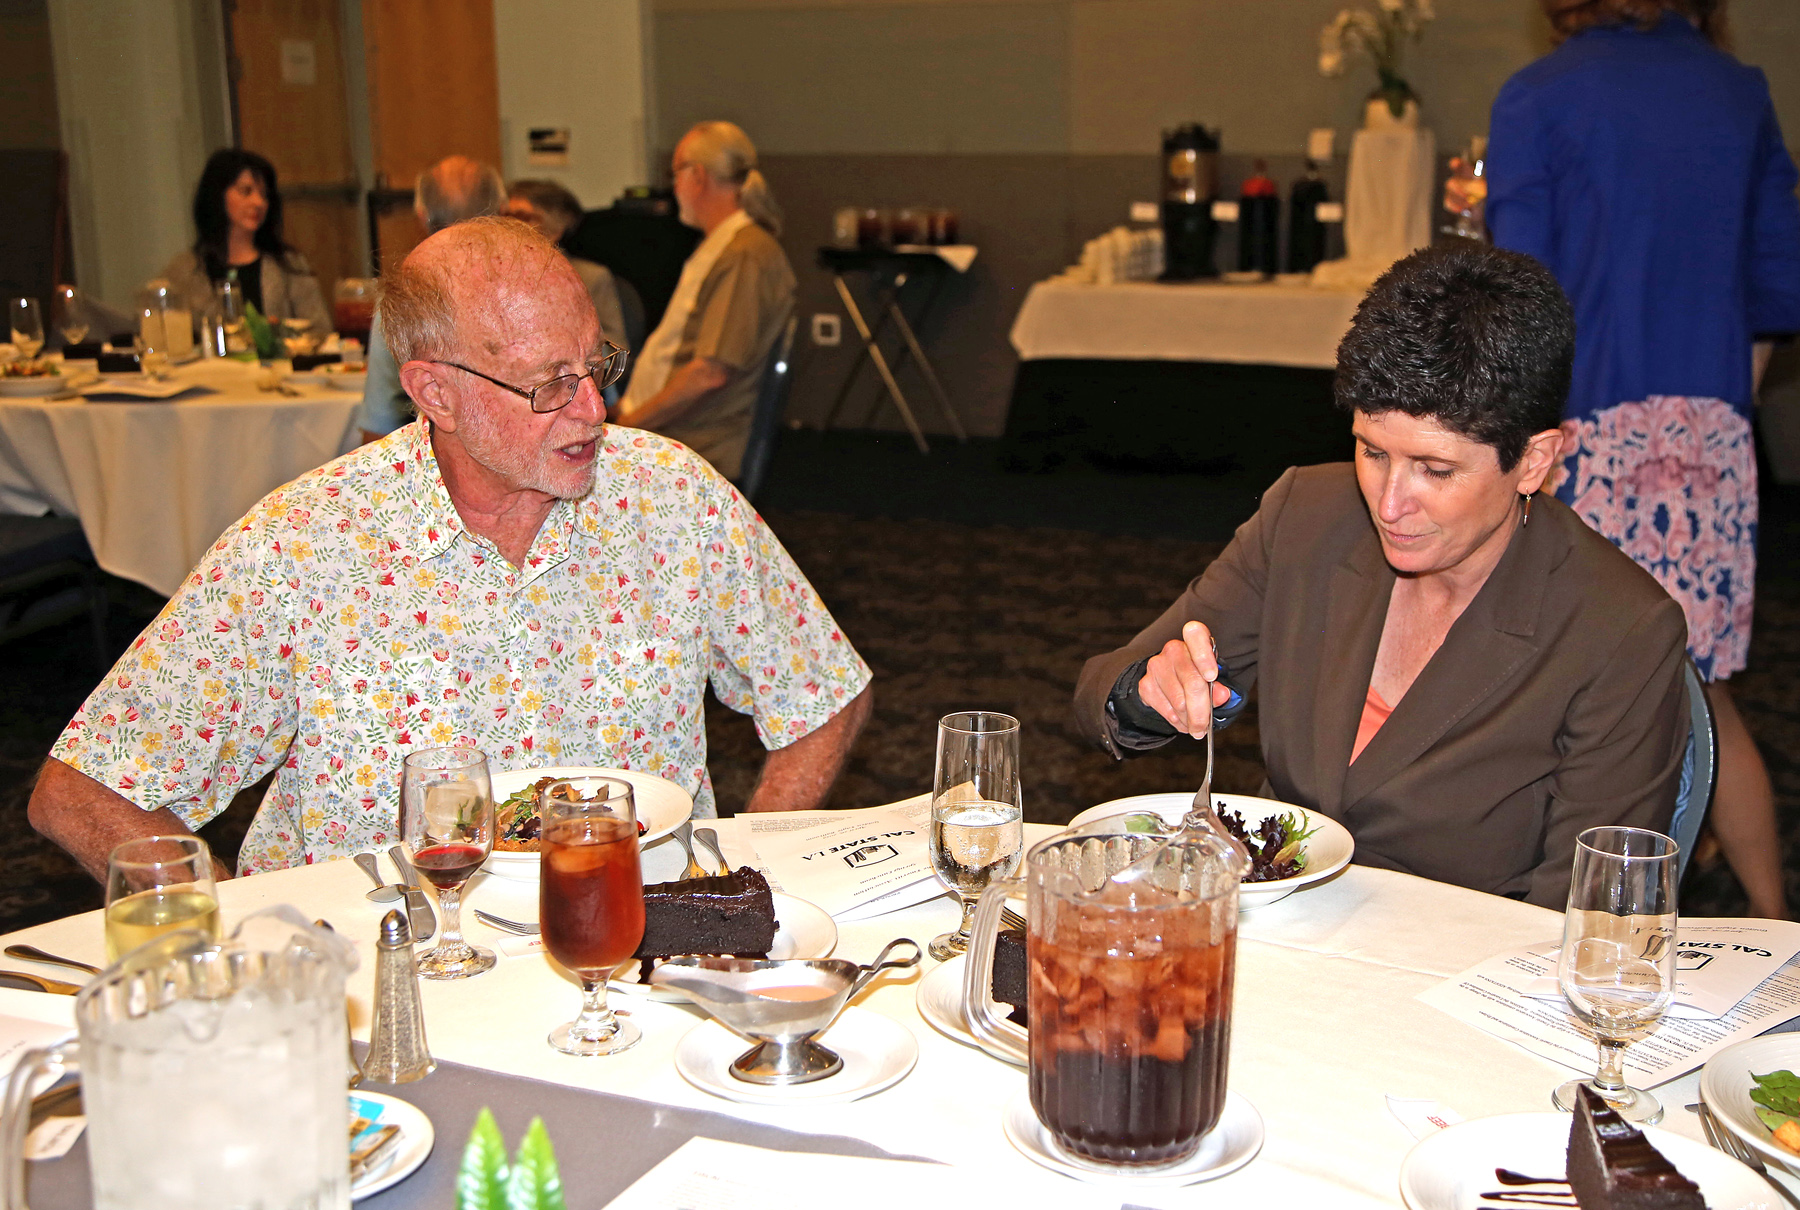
left=161, top=148, right=331, bottom=330
left=1073, top=244, right=1688, bottom=909
left=1488, top=0, right=1800, bottom=917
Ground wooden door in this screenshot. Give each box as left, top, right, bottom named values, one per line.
left=362, top=0, right=502, bottom=272
left=227, top=0, right=363, bottom=294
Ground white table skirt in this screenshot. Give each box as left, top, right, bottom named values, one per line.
left=0, top=360, right=361, bottom=597
left=9, top=817, right=1753, bottom=1208
left=1008, top=279, right=1366, bottom=369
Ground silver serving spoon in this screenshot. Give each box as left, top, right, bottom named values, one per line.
left=673, top=821, right=708, bottom=881
left=693, top=827, right=729, bottom=875
left=354, top=852, right=403, bottom=903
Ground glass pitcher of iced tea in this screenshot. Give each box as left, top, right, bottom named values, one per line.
left=963, top=811, right=1248, bottom=1170
left=1, top=907, right=356, bottom=1210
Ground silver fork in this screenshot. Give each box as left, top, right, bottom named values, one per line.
left=1697, top=1100, right=1800, bottom=1209
left=473, top=910, right=539, bottom=936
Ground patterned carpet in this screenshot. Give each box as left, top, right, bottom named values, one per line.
left=3, top=488, right=1794, bottom=933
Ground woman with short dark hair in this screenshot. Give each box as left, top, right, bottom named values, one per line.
left=1074, top=243, right=1689, bottom=909
left=1488, top=0, right=1800, bottom=916
left=161, top=149, right=331, bottom=331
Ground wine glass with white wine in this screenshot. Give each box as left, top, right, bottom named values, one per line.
left=1553, top=826, right=1679, bottom=1125
left=927, top=711, right=1024, bottom=961
left=9, top=298, right=44, bottom=359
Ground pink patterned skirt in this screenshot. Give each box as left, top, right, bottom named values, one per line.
left=1552, top=396, right=1756, bottom=681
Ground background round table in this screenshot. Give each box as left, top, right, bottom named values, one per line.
left=0, top=360, right=362, bottom=597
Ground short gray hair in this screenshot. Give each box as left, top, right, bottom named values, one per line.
left=681, top=121, right=782, bottom=236
left=378, top=216, right=563, bottom=364
left=414, top=156, right=506, bottom=235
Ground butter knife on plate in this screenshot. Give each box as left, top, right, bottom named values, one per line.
left=386, top=846, right=436, bottom=941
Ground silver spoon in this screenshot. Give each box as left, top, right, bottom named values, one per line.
left=4, top=944, right=100, bottom=977
left=693, top=827, right=729, bottom=875
left=673, top=821, right=708, bottom=881
left=354, top=852, right=402, bottom=903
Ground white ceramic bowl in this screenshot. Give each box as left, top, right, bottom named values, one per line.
left=484, top=766, right=693, bottom=880
left=0, top=374, right=71, bottom=397
left=1066, top=792, right=1355, bottom=909
left=1700, top=1032, right=1800, bottom=1176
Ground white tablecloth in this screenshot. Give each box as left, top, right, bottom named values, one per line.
left=6, top=819, right=1751, bottom=1208
left=1008, top=279, right=1365, bottom=369
left=0, top=360, right=361, bottom=596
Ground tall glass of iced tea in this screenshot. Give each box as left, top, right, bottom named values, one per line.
left=539, top=776, right=646, bottom=1056
left=963, top=816, right=1248, bottom=1170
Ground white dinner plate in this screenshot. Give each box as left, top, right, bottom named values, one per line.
left=915, top=954, right=1023, bottom=1065
left=466, top=878, right=835, bottom=1000
left=483, top=766, right=693, bottom=879
left=348, top=1091, right=434, bottom=1201
left=1397, top=1112, right=1776, bottom=1210
left=1067, top=793, right=1354, bottom=909
left=287, top=366, right=367, bottom=391
left=1002, top=1090, right=1263, bottom=1187
left=674, top=1006, right=917, bottom=1106
left=1701, top=1033, right=1800, bottom=1176
left=0, top=375, right=71, bottom=397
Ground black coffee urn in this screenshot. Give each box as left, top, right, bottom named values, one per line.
left=1287, top=160, right=1331, bottom=274
left=1159, top=124, right=1220, bottom=281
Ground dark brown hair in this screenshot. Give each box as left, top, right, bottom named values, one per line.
left=1541, top=0, right=1729, bottom=48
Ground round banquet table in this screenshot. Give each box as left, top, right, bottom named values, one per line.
left=0, top=359, right=362, bottom=597
left=0, top=817, right=1760, bottom=1208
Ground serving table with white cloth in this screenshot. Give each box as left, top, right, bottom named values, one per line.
left=1008, top=278, right=1365, bottom=369
left=0, top=819, right=1760, bottom=1207
left=0, top=360, right=362, bottom=597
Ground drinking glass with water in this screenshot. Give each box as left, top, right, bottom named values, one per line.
left=927, top=711, right=1023, bottom=961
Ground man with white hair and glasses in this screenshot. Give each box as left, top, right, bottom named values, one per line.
left=613, top=121, right=796, bottom=480
left=30, top=216, right=873, bottom=880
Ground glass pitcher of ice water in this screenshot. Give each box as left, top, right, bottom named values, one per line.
left=1, top=907, right=356, bottom=1210
left=963, top=811, right=1248, bottom=1170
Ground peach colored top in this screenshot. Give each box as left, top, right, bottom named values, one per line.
left=1351, top=685, right=1393, bottom=764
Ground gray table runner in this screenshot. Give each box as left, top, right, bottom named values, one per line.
left=27, top=1056, right=934, bottom=1209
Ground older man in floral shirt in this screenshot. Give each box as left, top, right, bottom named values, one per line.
left=31, top=217, right=873, bottom=878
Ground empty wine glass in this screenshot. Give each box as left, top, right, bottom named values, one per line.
left=9, top=298, right=43, bottom=359
left=927, top=711, right=1024, bottom=961
left=1552, top=826, right=1679, bottom=1125
left=53, top=285, right=87, bottom=347
left=399, top=746, right=496, bottom=979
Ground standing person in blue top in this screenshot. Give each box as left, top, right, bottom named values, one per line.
left=1488, top=0, right=1800, bottom=917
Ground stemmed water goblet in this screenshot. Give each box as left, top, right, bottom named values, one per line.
left=9, top=298, right=43, bottom=359
left=103, top=835, right=221, bottom=962
left=927, top=711, right=1024, bottom=962
left=539, top=776, right=645, bottom=1055
left=53, top=286, right=87, bottom=347
left=398, top=746, right=496, bottom=979
left=1552, top=825, right=1679, bottom=1124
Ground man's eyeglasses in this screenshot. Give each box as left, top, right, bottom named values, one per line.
left=438, top=342, right=629, bottom=413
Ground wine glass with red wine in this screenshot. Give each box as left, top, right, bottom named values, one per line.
left=539, top=776, right=645, bottom=1056
left=399, top=746, right=496, bottom=979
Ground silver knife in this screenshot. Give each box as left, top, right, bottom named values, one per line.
left=387, top=846, right=436, bottom=941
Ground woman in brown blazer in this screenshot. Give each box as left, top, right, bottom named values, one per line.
left=1074, top=243, right=1687, bottom=909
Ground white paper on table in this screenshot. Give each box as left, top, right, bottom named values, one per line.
left=602, top=1137, right=1092, bottom=1210
left=1, top=1013, right=75, bottom=1086
left=1418, top=950, right=1800, bottom=1087
left=1513, top=919, right=1800, bottom=1019
left=742, top=797, right=943, bottom=920
left=1385, top=1095, right=1464, bottom=1140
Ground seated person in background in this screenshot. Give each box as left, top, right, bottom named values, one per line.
left=504, top=179, right=630, bottom=352
left=357, top=155, right=507, bottom=442
left=612, top=121, right=795, bottom=481
left=30, top=216, right=873, bottom=881
left=1073, top=242, right=1688, bottom=909
left=163, top=149, right=331, bottom=331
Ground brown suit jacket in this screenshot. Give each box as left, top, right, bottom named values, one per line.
left=1073, top=464, right=1688, bottom=908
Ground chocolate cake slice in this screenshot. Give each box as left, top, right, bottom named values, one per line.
left=992, top=927, right=1028, bottom=1026
left=634, top=867, right=780, bottom=978
left=1566, top=1086, right=1706, bottom=1210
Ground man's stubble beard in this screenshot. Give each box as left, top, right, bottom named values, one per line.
left=456, top=402, right=601, bottom=501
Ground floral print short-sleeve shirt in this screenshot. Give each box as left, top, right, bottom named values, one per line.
left=53, top=421, right=872, bottom=872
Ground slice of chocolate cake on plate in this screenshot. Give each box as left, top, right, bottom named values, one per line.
left=633, top=867, right=780, bottom=979
left=1566, top=1086, right=1706, bottom=1210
